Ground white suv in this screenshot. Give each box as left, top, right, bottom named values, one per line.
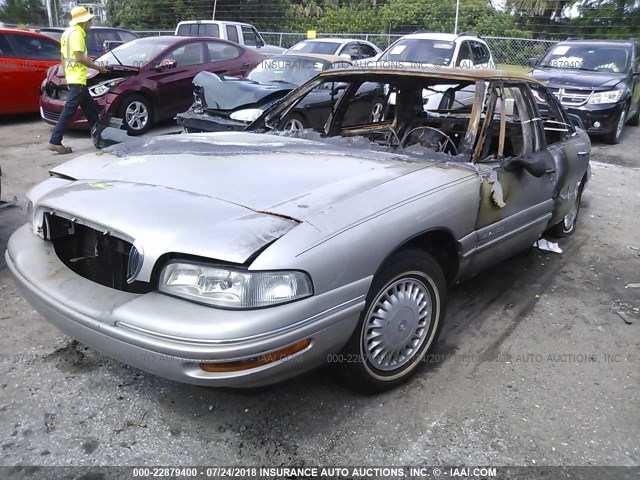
left=377, top=32, right=496, bottom=69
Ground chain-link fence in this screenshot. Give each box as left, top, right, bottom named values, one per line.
left=132, top=29, right=559, bottom=66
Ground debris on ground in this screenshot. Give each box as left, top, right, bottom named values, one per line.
left=533, top=239, right=563, bottom=254
left=617, top=311, right=633, bottom=325
left=624, top=283, right=640, bottom=289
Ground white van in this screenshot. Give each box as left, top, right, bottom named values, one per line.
left=175, top=20, right=285, bottom=56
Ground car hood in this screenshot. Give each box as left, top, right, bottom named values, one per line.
left=193, top=71, right=294, bottom=111
left=45, top=64, right=138, bottom=86
left=531, top=67, right=627, bottom=90
left=43, top=132, right=452, bottom=265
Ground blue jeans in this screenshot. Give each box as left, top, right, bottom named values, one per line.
left=49, top=84, right=99, bottom=145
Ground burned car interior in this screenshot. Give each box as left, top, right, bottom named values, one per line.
left=256, top=70, right=576, bottom=170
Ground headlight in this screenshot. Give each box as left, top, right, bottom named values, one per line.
left=588, top=89, right=625, bottom=105
left=229, top=108, right=264, bottom=123
left=89, top=77, right=126, bottom=98
left=159, top=261, right=313, bottom=309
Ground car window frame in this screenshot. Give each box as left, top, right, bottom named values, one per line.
left=5, top=32, right=59, bottom=61
left=226, top=25, right=239, bottom=44
left=0, top=34, right=16, bottom=57
left=162, top=40, right=206, bottom=68
left=456, top=41, right=473, bottom=67
left=205, top=40, right=243, bottom=62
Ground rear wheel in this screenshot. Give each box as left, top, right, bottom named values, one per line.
left=120, top=95, right=152, bottom=135
left=547, top=180, right=584, bottom=238
left=338, top=249, right=446, bottom=393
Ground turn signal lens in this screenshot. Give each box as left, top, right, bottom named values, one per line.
left=199, top=339, right=311, bottom=373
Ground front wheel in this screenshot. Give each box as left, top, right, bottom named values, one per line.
left=120, top=95, right=152, bottom=135
left=279, top=113, right=306, bottom=132
left=605, top=108, right=626, bottom=144
left=338, top=249, right=446, bottom=393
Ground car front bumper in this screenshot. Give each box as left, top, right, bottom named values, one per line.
left=176, top=109, right=248, bottom=133
left=564, top=102, right=626, bottom=135
left=6, top=224, right=365, bottom=387
left=39, top=91, right=120, bottom=129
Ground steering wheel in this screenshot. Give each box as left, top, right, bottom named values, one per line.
left=401, top=126, right=458, bottom=155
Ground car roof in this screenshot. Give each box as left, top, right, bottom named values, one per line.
left=176, top=20, right=253, bottom=27
left=555, top=39, right=633, bottom=46
left=398, top=32, right=485, bottom=43
left=0, top=27, right=60, bottom=39
left=172, top=35, right=247, bottom=46
left=274, top=53, right=351, bottom=63
left=319, top=63, right=541, bottom=83
left=296, top=38, right=371, bottom=45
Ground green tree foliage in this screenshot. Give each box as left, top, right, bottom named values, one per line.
left=568, top=0, right=640, bottom=38
left=0, top=0, right=48, bottom=25
left=286, top=0, right=527, bottom=36
left=107, top=0, right=292, bottom=30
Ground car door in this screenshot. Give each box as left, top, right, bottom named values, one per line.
left=3, top=32, right=59, bottom=114
left=206, top=41, right=252, bottom=76
left=150, top=41, right=207, bottom=118
left=528, top=82, right=590, bottom=226
left=467, top=81, right=557, bottom=275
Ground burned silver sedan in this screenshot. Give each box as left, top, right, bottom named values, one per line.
left=7, top=67, right=590, bottom=392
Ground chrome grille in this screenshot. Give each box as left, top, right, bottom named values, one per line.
left=42, top=109, right=61, bottom=122
left=549, top=88, right=592, bottom=107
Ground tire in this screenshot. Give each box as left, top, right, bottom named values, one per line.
left=338, top=248, right=447, bottom=393
left=120, top=94, right=153, bottom=135
left=605, top=108, right=626, bottom=144
left=370, top=96, right=386, bottom=123
left=628, top=104, right=640, bottom=127
left=547, top=180, right=584, bottom=238
left=279, top=113, right=306, bottom=132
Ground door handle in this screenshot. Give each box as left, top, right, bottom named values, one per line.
left=241, top=63, right=250, bottom=68
left=577, top=151, right=589, bottom=156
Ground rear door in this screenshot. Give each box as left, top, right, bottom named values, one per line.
left=3, top=32, right=59, bottom=114
left=205, top=41, right=252, bottom=77
left=151, top=41, right=207, bottom=118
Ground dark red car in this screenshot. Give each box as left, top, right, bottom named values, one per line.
left=40, top=35, right=265, bottom=134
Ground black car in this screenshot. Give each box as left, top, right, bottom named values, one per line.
left=37, top=26, right=138, bottom=58
left=176, top=53, right=384, bottom=133
left=529, top=39, right=640, bottom=144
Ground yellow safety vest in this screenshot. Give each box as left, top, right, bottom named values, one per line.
left=60, top=25, right=88, bottom=85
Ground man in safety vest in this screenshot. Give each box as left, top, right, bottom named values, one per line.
left=47, top=6, right=108, bottom=154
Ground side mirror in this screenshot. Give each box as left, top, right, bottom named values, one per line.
left=528, top=57, right=539, bottom=68
left=155, top=59, right=177, bottom=70
left=339, top=53, right=353, bottom=60
left=331, top=82, right=348, bottom=94
left=503, top=155, right=546, bottom=178
left=103, top=40, right=124, bottom=52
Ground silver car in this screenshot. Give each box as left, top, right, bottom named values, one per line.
left=6, top=67, right=590, bottom=392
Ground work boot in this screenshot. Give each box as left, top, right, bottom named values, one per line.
left=47, top=143, right=73, bottom=154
